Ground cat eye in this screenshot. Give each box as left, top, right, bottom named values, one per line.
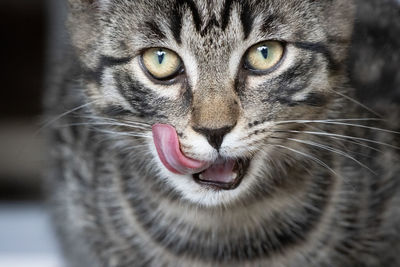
left=141, top=48, right=182, bottom=80
left=244, top=41, right=284, bottom=73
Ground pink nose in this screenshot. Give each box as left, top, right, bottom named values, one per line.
left=152, top=124, right=208, bottom=174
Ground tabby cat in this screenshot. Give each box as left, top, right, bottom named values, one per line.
left=45, top=0, right=400, bottom=266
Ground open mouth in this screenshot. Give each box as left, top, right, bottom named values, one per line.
left=193, top=158, right=250, bottom=190
left=152, top=123, right=250, bottom=190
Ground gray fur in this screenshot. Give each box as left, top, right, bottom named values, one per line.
left=45, top=0, right=400, bottom=266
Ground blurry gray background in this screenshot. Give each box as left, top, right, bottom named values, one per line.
left=0, top=0, right=45, bottom=202
left=0, top=0, right=63, bottom=266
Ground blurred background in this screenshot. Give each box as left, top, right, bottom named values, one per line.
left=0, top=0, right=63, bottom=266
left=0, top=0, right=398, bottom=267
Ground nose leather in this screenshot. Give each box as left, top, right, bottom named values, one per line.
left=193, top=126, right=234, bottom=150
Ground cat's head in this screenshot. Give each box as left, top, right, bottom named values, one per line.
left=67, top=0, right=355, bottom=206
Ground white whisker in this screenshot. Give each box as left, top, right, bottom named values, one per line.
left=287, top=138, right=376, bottom=174
left=16, top=100, right=100, bottom=159
left=327, top=136, right=382, bottom=153
left=275, top=130, right=400, bottom=150
left=273, top=118, right=382, bottom=126
left=57, top=122, right=151, bottom=131
left=79, top=115, right=152, bottom=128
left=95, top=128, right=153, bottom=139
left=274, top=120, right=399, bottom=134
left=302, top=124, right=382, bottom=154
left=40, top=101, right=99, bottom=131
left=272, top=144, right=339, bottom=177
left=330, top=89, right=382, bottom=117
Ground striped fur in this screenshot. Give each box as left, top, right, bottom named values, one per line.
left=45, top=0, right=400, bottom=266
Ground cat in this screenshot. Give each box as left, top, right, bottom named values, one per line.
left=44, top=0, right=400, bottom=266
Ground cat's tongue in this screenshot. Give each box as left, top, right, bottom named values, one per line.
left=152, top=124, right=208, bottom=174
left=152, top=124, right=237, bottom=184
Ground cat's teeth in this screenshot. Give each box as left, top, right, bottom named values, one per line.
left=198, top=172, right=237, bottom=182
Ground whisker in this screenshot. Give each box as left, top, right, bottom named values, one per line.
left=271, top=144, right=339, bottom=177
left=273, top=118, right=383, bottom=126
left=285, top=137, right=376, bottom=175
left=303, top=124, right=382, bottom=155
left=327, top=136, right=382, bottom=153
left=92, top=135, right=151, bottom=152
left=317, top=121, right=400, bottom=134
left=121, top=118, right=153, bottom=128
left=330, top=89, right=382, bottom=117
left=40, top=100, right=99, bottom=131
left=247, top=123, right=383, bottom=154
left=16, top=100, right=100, bottom=160
left=273, top=143, right=357, bottom=190
left=56, top=122, right=151, bottom=131
left=275, top=120, right=399, bottom=135
left=79, top=115, right=152, bottom=128
left=94, top=128, right=153, bottom=139
left=274, top=130, right=400, bottom=150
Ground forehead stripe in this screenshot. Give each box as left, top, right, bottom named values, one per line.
left=221, top=0, right=254, bottom=39
left=143, top=20, right=166, bottom=40
left=170, top=0, right=203, bottom=44
left=240, top=1, right=254, bottom=39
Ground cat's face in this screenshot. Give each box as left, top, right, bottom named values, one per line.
left=68, top=0, right=354, bottom=206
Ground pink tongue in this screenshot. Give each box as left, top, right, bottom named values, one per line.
left=152, top=124, right=208, bottom=174
left=200, top=159, right=236, bottom=184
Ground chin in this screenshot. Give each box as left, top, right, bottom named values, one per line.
left=164, top=172, right=254, bottom=207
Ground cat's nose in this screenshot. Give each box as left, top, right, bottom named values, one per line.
left=193, top=126, right=234, bottom=150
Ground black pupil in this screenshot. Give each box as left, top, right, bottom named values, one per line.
left=259, top=46, right=269, bottom=59
left=157, top=50, right=166, bottom=64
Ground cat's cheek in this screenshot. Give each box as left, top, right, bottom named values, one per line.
left=97, top=68, right=136, bottom=111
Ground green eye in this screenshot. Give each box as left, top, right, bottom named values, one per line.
left=245, top=41, right=284, bottom=72
left=141, top=48, right=182, bottom=79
